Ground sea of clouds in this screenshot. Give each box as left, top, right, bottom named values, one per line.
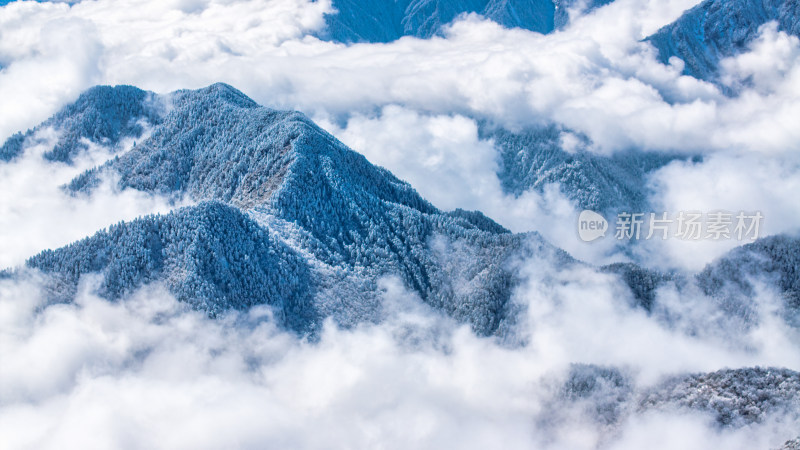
left=2, top=260, right=799, bottom=449
left=1, top=0, right=800, bottom=448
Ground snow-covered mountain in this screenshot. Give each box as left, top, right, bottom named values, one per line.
left=9, top=83, right=568, bottom=336
left=697, top=234, right=800, bottom=328
left=603, top=234, right=800, bottom=338
left=3, top=0, right=800, bottom=444
left=484, top=124, right=682, bottom=214
left=647, top=0, right=800, bottom=83
left=0, top=85, right=163, bottom=163
left=554, top=365, right=800, bottom=430
left=640, top=367, right=800, bottom=427
left=318, top=0, right=612, bottom=42
left=780, top=437, right=800, bottom=450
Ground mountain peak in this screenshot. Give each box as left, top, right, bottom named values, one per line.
left=1, top=84, right=163, bottom=163
left=170, top=82, right=259, bottom=109
left=27, top=200, right=316, bottom=330
left=19, top=83, right=535, bottom=336
left=67, top=84, right=438, bottom=218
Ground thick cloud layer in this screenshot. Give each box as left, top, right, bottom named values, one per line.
left=1, top=264, right=798, bottom=449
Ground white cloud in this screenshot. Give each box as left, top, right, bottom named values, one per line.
left=316, top=106, right=624, bottom=264
left=512, top=256, right=800, bottom=384
left=640, top=153, right=800, bottom=270
left=1, top=0, right=797, bottom=157
left=317, top=106, right=501, bottom=213
left=0, top=128, right=184, bottom=269
left=0, top=0, right=333, bottom=141
left=1, top=261, right=798, bottom=449
left=608, top=411, right=797, bottom=450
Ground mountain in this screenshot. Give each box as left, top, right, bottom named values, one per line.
left=26, top=202, right=317, bottom=331
left=697, top=234, right=800, bottom=327
left=318, top=0, right=613, bottom=43
left=604, top=234, right=800, bottom=335
left=639, top=367, right=800, bottom=427
left=779, top=438, right=800, bottom=450
left=484, top=124, right=682, bottom=214
left=4, top=84, right=793, bottom=338
left=6, top=83, right=568, bottom=336
left=4, top=83, right=799, bottom=444
left=3, top=83, right=795, bottom=338
left=646, top=0, right=800, bottom=83
left=0, top=85, right=162, bottom=163
left=600, top=262, right=675, bottom=311
left=544, top=364, right=800, bottom=440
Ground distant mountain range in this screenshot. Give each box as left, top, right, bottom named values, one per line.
left=317, top=0, right=612, bottom=42
left=1, top=0, right=798, bottom=88
left=320, top=0, right=800, bottom=90
left=315, top=0, right=800, bottom=219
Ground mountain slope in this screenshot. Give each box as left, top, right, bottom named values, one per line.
left=27, top=201, right=316, bottom=332
left=320, top=0, right=553, bottom=43
left=696, top=234, right=800, bottom=327
left=484, top=124, right=681, bottom=214
left=778, top=438, right=800, bottom=450
left=546, top=365, right=800, bottom=437
left=605, top=234, right=800, bottom=333
left=646, top=0, right=800, bottom=83
left=640, top=367, right=800, bottom=427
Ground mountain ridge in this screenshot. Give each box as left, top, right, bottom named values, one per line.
left=4, top=83, right=797, bottom=339
left=646, top=0, right=800, bottom=84
left=8, top=83, right=554, bottom=336
left=0, top=85, right=163, bottom=163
